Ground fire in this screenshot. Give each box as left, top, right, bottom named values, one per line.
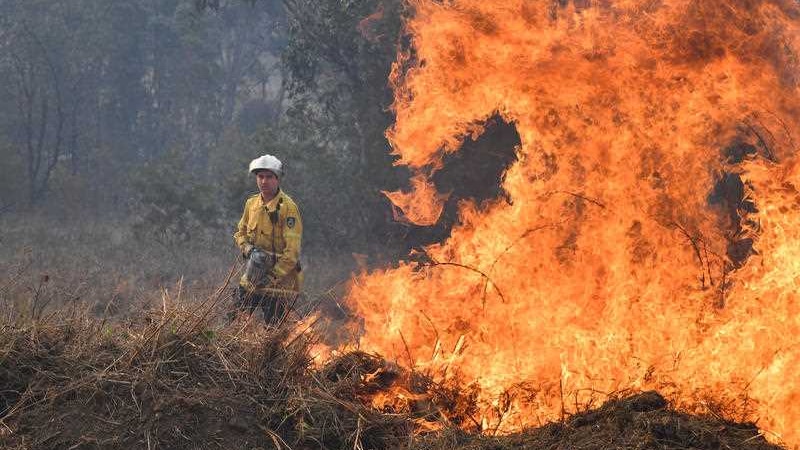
left=383, top=174, right=449, bottom=225
left=346, top=0, right=800, bottom=445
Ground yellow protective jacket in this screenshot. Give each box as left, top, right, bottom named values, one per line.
left=234, top=189, right=303, bottom=294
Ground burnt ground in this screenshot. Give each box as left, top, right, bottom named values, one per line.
left=0, top=304, right=785, bottom=450
left=416, top=391, right=780, bottom=450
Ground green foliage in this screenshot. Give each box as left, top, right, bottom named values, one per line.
left=278, top=0, right=411, bottom=257
left=207, top=126, right=259, bottom=218
left=131, top=148, right=226, bottom=244
left=201, top=329, right=216, bottom=341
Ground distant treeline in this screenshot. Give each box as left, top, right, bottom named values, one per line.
left=0, top=0, right=411, bottom=262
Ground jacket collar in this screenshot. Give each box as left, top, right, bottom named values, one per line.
left=258, top=188, right=283, bottom=212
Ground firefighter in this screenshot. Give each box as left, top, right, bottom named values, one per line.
left=231, top=154, right=303, bottom=325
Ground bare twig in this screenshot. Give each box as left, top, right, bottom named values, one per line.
left=398, top=331, right=415, bottom=370
left=420, top=261, right=506, bottom=304
left=742, top=117, right=777, bottom=162
left=546, top=190, right=607, bottom=209
left=758, top=108, right=796, bottom=153
left=488, top=222, right=564, bottom=274
left=669, top=221, right=711, bottom=289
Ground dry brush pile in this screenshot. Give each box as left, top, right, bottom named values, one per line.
left=0, top=282, right=786, bottom=450
left=0, top=278, right=472, bottom=450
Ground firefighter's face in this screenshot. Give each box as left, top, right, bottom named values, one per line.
left=255, top=170, right=279, bottom=199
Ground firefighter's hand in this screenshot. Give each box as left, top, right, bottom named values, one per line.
left=242, top=244, right=255, bottom=259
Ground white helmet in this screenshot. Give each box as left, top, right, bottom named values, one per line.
left=248, top=154, right=283, bottom=177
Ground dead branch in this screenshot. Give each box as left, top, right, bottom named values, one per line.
left=420, top=260, right=506, bottom=304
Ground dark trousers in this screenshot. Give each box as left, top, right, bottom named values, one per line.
left=231, top=286, right=292, bottom=325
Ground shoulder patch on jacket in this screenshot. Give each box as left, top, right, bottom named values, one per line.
left=286, top=217, right=296, bottom=228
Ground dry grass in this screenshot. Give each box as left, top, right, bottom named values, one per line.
left=0, top=212, right=359, bottom=321
left=0, top=281, right=420, bottom=449
left=0, top=286, right=785, bottom=450
left=0, top=213, right=418, bottom=449
left=0, top=213, right=231, bottom=320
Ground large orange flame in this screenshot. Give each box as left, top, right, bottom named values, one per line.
left=349, top=0, right=800, bottom=445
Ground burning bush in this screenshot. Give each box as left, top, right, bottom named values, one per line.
left=347, top=0, right=800, bottom=445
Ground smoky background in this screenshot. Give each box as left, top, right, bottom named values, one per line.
left=0, top=0, right=426, bottom=318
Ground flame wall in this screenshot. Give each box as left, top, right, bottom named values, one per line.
left=346, top=0, right=800, bottom=444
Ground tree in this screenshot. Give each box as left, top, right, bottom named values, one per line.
left=276, top=0, right=409, bottom=256
left=0, top=0, right=119, bottom=207
left=0, top=0, right=288, bottom=211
